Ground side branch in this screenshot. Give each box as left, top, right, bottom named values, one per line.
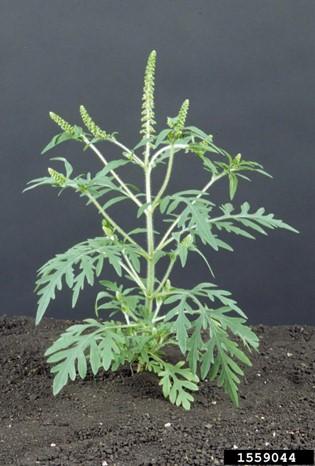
left=111, top=138, right=144, bottom=167
left=85, top=191, right=147, bottom=256
left=155, top=256, right=176, bottom=296
left=82, top=135, right=142, bottom=208
left=122, top=252, right=146, bottom=293
left=152, top=147, right=174, bottom=210
left=149, top=143, right=188, bottom=169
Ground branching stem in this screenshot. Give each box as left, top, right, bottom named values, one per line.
left=111, top=138, right=144, bottom=167
left=122, top=252, right=147, bottom=293
left=152, top=147, right=174, bottom=210
left=155, top=256, right=176, bottom=296
left=85, top=191, right=147, bottom=256
left=149, top=143, right=187, bottom=169
left=83, top=135, right=142, bottom=208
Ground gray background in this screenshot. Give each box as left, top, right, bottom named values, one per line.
left=1, top=0, right=314, bottom=325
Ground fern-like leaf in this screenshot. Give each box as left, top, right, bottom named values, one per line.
left=35, top=238, right=133, bottom=324
left=158, top=361, right=199, bottom=410
left=45, top=319, right=124, bottom=395
left=214, top=202, right=299, bottom=236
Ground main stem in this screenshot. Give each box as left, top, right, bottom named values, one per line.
left=144, top=146, right=155, bottom=318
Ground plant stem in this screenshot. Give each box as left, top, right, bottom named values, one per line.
left=152, top=146, right=174, bottom=210
left=83, top=135, right=142, bottom=208
left=144, top=144, right=178, bottom=317
left=122, top=253, right=146, bottom=293
left=124, top=313, right=131, bottom=325
left=144, top=161, right=155, bottom=318
left=152, top=256, right=176, bottom=322
left=149, top=143, right=187, bottom=169
left=111, top=138, right=144, bottom=167
left=155, top=256, right=176, bottom=295
left=100, top=322, right=142, bottom=332
left=152, top=300, right=163, bottom=322
left=85, top=191, right=147, bottom=256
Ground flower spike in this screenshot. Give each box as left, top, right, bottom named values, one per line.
left=80, top=105, right=108, bottom=140
left=140, top=50, right=157, bottom=138
left=48, top=168, right=66, bottom=187
left=49, top=112, right=75, bottom=135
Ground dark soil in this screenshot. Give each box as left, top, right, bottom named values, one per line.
left=0, top=317, right=314, bottom=466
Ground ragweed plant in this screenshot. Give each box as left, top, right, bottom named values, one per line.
left=26, top=51, right=298, bottom=409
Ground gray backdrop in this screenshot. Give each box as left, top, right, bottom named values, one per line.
left=1, top=0, right=314, bottom=324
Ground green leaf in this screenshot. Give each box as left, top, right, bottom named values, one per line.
left=137, top=201, right=151, bottom=218
left=228, top=174, right=238, bottom=200
left=185, top=126, right=212, bottom=141
left=198, top=314, right=258, bottom=406
left=35, top=237, right=128, bottom=324
left=191, top=246, right=215, bottom=277
left=77, top=350, right=87, bottom=378
left=216, top=221, right=255, bottom=239
left=46, top=320, right=123, bottom=395
left=89, top=340, right=102, bottom=375
left=47, top=320, right=101, bottom=394
left=158, top=361, right=199, bottom=410
left=200, top=338, right=215, bottom=380
left=175, top=307, right=191, bottom=354
left=97, top=159, right=129, bottom=174
left=99, top=330, right=124, bottom=370
left=187, top=318, right=204, bottom=373
left=51, top=157, right=74, bottom=177
left=41, top=132, right=76, bottom=155
left=215, top=202, right=299, bottom=237
left=154, top=128, right=172, bottom=148
left=210, top=308, right=259, bottom=351
left=177, top=243, right=188, bottom=267
left=103, top=195, right=127, bottom=210
left=191, top=282, right=247, bottom=318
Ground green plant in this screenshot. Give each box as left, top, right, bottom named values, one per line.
left=26, top=50, right=298, bottom=410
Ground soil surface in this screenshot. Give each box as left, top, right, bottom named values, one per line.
left=0, top=316, right=314, bottom=466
